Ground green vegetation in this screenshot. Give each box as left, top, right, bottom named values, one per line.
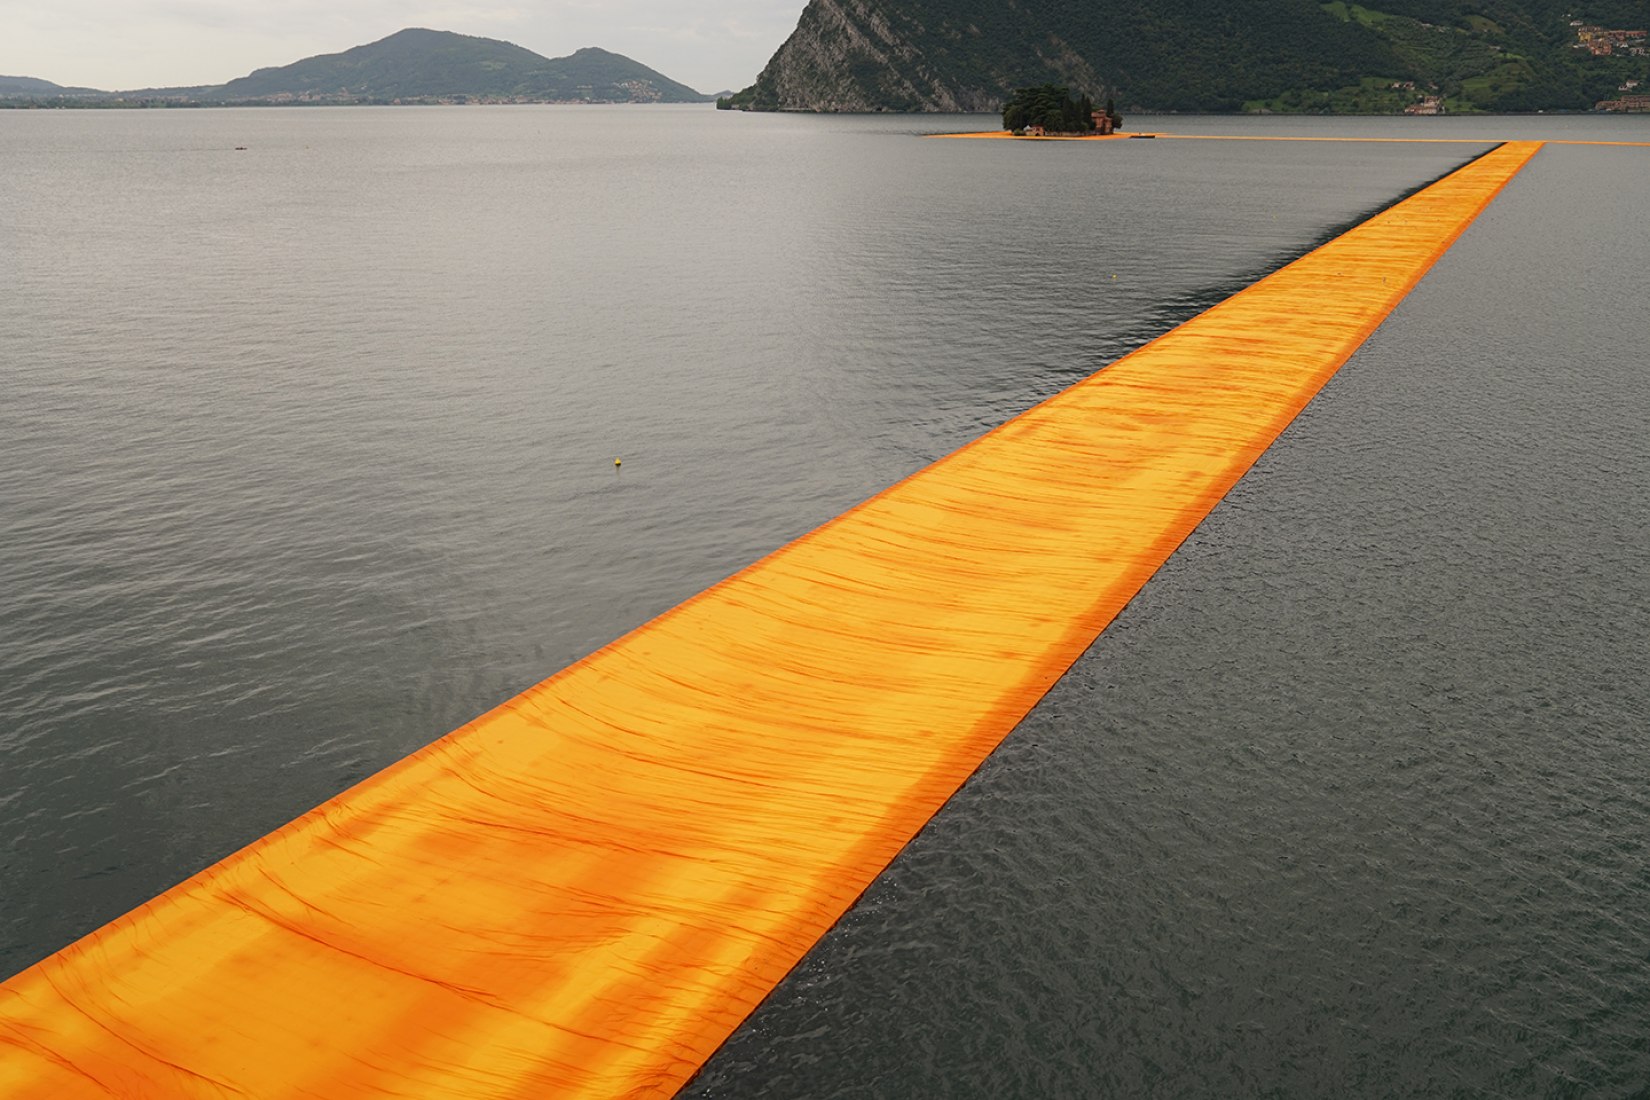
left=726, top=0, right=1411, bottom=112
left=723, top=0, right=1649, bottom=113
left=1245, top=74, right=1419, bottom=112
left=1291, top=0, right=1645, bottom=111
left=1002, top=84, right=1100, bottom=131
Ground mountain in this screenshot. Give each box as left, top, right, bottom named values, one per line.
left=2, top=29, right=710, bottom=106
left=523, top=45, right=713, bottom=103
left=1, top=29, right=709, bottom=105
left=208, top=29, right=710, bottom=103
left=0, top=75, right=104, bottom=96
left=206, top=29, right=709, bottom=103
left=720, top=0, right=1650, bottom=113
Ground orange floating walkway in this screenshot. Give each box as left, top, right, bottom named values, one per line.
left=934, top=131, right=1648, bottom=147
left=930, top=130, right=1485, bottom=143
left=1153, top=133, right=1648, bottom=147
left=0, top=142, right=1542, bottom=1099
left=932, top=129, right=1146, bottom=141
left=1154, top=132, right=1498, bottom=144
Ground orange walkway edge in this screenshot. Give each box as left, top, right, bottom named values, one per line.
left=932, top=131, right=1647, bottom=147
left=931, top=130, right=1143, bottom=141
left=1155, top=133, right=1648, bottom=147
left=929, top=130, right=1487, bottom=143
left=0, top=142, right=1542, bottom=1099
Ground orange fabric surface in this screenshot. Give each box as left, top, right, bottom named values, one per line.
left=1154, top=133, right=1513, bottom=143
left=931, top=130, right=1144, bottom=140
left=1155, top=134, right=1647, bottom=147
left=935, top=132, right=1648, bottom=148
left=0, top=142, right=1542, bottom=1099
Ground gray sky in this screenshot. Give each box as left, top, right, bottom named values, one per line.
left=0, top=1, right=806, bottom=93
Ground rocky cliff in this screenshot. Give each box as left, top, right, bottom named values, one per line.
left=724, top=0, right=1106, bottom=111
left=722, top=0, right=1649, bottom=114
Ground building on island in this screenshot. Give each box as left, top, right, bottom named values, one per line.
left=1091, top=110, right=1115, bottom=135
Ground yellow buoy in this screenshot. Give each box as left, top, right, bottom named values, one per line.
left=614, top=458, right=622, bottom=468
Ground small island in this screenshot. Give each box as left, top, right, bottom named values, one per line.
left=1002, top=84, right=1122, bottom=137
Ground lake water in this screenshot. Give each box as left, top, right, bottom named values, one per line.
left=2, top=106, right=1647, bottom=1095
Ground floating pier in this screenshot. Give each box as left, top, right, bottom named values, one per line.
left=933, top=131, right=1647, bottom=147
left=0, top=142, right=1543, bottom=1098
left=931, top=129, right=1145, bottom=140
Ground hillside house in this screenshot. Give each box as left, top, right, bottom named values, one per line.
left=1576, top=26, right=1647, bottom=56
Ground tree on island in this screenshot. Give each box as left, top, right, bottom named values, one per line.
left=1003, top=84, right=1092, bottom=133
left=1001, top=84, right=1122, bottom=134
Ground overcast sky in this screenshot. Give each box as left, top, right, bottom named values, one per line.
left=0, top=1, right=807, bottom=93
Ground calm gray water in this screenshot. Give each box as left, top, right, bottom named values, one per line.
left=2, top=106, right=1645, bottom=1094
left=683, top=135, right=1650, bottom=1097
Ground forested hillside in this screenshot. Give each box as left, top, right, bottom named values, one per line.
left=1299, top=0, right=1648, bottom=111
left=721, top=0, right=1650, bottom=112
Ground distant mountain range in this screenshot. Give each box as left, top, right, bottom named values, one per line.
left=721, top=0, right=1650, bottom=113
left=2, top=29, right=713, bottom=105
left=0, top=75, right=102, bottom=96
